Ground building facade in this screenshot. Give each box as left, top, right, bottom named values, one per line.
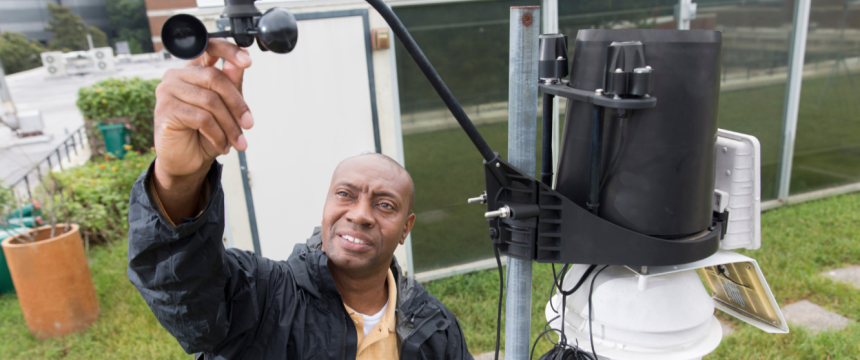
left=143, top=0, right=197, bottom=52
left=0, top=0, right=110, bottom=44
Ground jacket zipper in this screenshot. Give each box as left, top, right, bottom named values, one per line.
left=399, top=309, right=442, bottom=357
left=342, top=310, right=349, bottom=360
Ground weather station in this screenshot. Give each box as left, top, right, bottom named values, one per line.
left=159, top=1, right=789, bottom=359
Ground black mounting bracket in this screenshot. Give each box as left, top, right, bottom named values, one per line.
left=538, top=83, right=657, bottom=109
left=483, top=154, right=723, bottom=267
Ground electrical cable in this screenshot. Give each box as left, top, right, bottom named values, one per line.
left=534, top=263, right=599, bottom=360
left=588, top=265, right=611, bottom=359
left=600, top=118, right=626, bottom=189
left=364, top=0, right=496, bottom=162
left=559, top=265, right=597, bottom=296
left=493, top=244, right=504, bottom=360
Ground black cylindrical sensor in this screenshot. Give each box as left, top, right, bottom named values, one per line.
left=538, top=34, right=569, bottom=81
left=556, top=29, right=722, bottom=239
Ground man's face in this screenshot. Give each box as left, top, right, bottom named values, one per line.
left=321, top=155, right=415, bottom=276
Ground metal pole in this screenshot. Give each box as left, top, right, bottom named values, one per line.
left=56, top=149, right=63, bottom=171
left=542, top=0, right=561, bottom=187
left=506, top=6, right=540, bottom=360
left=776, top=0, right=811, bottom=202
left=677, top=0, right=693, bottom=30
left=24, top=176, right=31, bottom=199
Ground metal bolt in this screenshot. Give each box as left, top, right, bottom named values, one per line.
left=595, top=88, right=604, bottom=94
left=722, top=147, right=728, bottom=153
left=615, top=68, right=623, bottom=73
left=489, top=228, right=498, bottom=239
left=496, top=162, right=501, bottom=168
left=468, top=191, right=487, bottom=205
left=726, top=170, right=732, bottom=176
left=485, top=205, right=511, bottom=219
left=646, top=66, right=652, bottom=70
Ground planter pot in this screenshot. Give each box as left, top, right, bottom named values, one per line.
left=1, top=224, right=100, bottom=339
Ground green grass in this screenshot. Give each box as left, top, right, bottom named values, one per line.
left=1, top=191, right=857, bottom=359
left=0, top=240, right=187, bottom=359
left=424, top=191, right=860, bottom=359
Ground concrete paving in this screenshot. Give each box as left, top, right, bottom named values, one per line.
left=820, top=265, right=860, bottom=289
left=474, top=351, right=503, bottom=360
left=781, top=300, right=854, bottom=334
left=719, top=319, right=735, bottom=336
left=0, top=58, right=185, bottom=192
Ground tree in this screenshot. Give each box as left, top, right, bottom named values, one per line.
left=45, top=3, right=108, bottom=52
left=106, top=0, right=153, bottom=54
left=0, top=31, right=45, bottom=74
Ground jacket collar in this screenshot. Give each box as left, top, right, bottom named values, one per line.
left=296, top=228, right=448, bottom=350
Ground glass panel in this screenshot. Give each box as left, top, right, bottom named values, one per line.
left=790, top=0, right=860, bottom=194
left=398, top=0, right=797, bottom=272
left=697, top=0, right=796, bottom=200
left=396, top=0, right=539, bottom=273
left=398, top=0, right=682, bottom=272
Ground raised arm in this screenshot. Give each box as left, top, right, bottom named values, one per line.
left=150, top=39, right=253, bottom=221
left=127, top=40, right=280, bottom=357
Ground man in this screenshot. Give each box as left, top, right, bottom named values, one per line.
left=127, top=39, right=473, bottom=360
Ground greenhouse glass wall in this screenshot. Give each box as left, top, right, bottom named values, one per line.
left=393, top=0, right=860, bottom=273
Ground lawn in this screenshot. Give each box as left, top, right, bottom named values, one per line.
left=1, top=191, right=859, bottom=359
left=426, top=191, right=860, bottom=359
left=0, top=239, right=188, bottom=359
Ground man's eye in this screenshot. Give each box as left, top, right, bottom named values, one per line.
left=336, top=191, right=349, bottom=197
left=379, top=202, right=394, bottom=210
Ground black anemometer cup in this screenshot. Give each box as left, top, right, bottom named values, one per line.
left=160, top=2, right=298, bottom=60
left=257, top=8, right=298, bottom=54
left=161, top=14, right=210, bottom=60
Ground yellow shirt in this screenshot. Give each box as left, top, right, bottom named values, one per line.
left=343, top=269, right=399, bottom=360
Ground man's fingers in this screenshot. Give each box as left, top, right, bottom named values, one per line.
left=166, top=80, right=247, bottom=151
left=204, top=39, right=252, bottom=69
left=176, top=67, right=254, bottom=130
left=168, top=98, right=230, bottom=155
left=222, top=51, right=247, bottom=93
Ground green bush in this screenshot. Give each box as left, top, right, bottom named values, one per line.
left=0, top=31, right=45, bottom=75
left=52, top=151, right=155, bottom=244
left=77, top=77, right=160, bottom=150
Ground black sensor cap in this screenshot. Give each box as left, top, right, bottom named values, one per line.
left=539, top=34, right=569, bottom=81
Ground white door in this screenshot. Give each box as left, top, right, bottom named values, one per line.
left=240, top=11, right=379, bottom=260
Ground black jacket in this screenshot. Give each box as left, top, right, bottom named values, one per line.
left=127, top=161, right=473, bottom=360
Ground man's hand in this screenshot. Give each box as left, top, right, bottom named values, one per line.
left=152, top=39, right=253, bottom=221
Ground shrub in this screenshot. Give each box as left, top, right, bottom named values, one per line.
left=77, top=77, right=160, bottom=151
left=45, top=3, right=108, bottom=52
left=0, top=31, right=45, bottom=74
left=52, top=150, right=155, bottom=245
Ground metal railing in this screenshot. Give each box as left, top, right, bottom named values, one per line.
left=8, top=126, right=89, bottom=199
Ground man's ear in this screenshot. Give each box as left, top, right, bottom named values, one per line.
left=400, top=213, right=416, bottom=245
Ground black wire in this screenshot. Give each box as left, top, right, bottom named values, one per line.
left=364, top=0, right=495, bottom=162
left=588, top=265, right=611, bottom=359
left=560, top=265, right=597, bottom=296
left=493, top=244, right=504, bottom=360
left=600, top=118, right=626, bottom=189
left=535, top=264, right=599, bottom=360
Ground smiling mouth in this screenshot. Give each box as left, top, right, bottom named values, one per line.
left=340, top=234, right=367, bottom=245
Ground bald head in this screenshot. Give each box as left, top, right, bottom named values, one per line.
left=333, top=153, right=414, bottom=214
left=321, top=153, right=417, bottom=278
